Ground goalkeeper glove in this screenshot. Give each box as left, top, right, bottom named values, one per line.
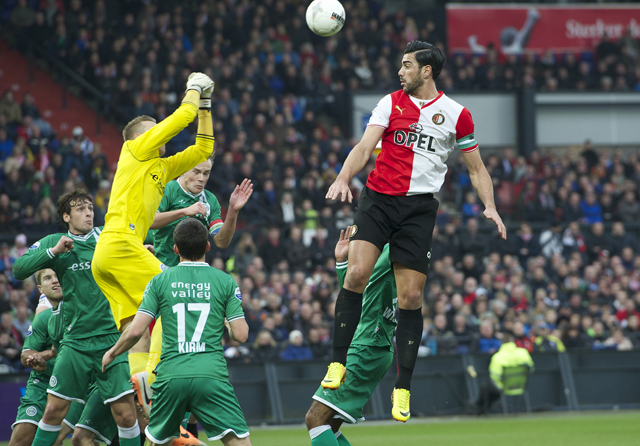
left=186, top=73, right=215, bottom=110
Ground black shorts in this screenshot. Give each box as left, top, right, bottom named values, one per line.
left=351, top=186, right=439, bottom=275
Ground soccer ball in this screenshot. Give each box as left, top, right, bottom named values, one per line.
left=306, top=0, right=346, bottom=37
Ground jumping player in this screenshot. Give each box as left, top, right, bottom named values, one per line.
left=323, top=40, right=507, bottom=421
left=91, top=73, right=215, bottom=403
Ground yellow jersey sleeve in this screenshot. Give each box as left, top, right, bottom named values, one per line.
left=127, top=101, right=198, bottom=161
left=163, top=134, right=215, bottom=180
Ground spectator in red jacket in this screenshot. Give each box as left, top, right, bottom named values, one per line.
left=513, top=320, right=534, bottom=352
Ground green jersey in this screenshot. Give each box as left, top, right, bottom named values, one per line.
left=153, top=180, right=223, bottom=267
left=337, top=244, right=397, bottom=350
left=22, top=308, right=55, bottom=386
left=139, top=261, right=244, bottom=382
left=48, top=302, right=67, bottom=352
left=13, top=228, right=120, bottom=346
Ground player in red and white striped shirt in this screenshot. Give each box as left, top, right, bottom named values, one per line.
left=323, top=41, right=507, bottom=422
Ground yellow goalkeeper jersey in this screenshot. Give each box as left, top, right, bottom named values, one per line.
left=102, top=101, right=214, bottom=242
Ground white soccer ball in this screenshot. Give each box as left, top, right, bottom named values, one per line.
left=306, top=0, right=346, bottom=37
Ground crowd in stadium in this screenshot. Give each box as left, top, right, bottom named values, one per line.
left=2, top=0, right=640, bottom=370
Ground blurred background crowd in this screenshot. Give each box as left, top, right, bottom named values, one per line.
left=2, top=0, right=640, bottom=371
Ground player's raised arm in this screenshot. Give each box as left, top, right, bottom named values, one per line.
left=127, top=73, right=213, bottom=161
left=213, top=178, right=254, bottom=249
left=165, top=76, right=216, bottom=180
left=326, top=125, right=385, bottom=203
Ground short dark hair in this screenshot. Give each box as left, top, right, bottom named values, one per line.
left=57, top=189, right=93, bottom=229
left=174, top=218, right=208, bottom=261
left=502, top=332, right=514, bottom=343
left=403, top=40, right=445, bottom=80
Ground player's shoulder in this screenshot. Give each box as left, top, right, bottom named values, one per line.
left=436, top=93, right=467, bottom=117
left=29, top=233, right=64, bottom=250
left=34, top=307, right=53, bottom=326
left=165, top=179, right=180, bottom=193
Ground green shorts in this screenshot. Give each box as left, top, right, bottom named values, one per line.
left=12, top=380, right=48, bottom=429
left=76, top=386, right=118, bottom=444
left=146, top=378, right=249, bottom=443
left=313, top=344, right=393, bottom=424
left=63, top=401, right=85, bottom=430
left=48, top=337, right=132, bottom=404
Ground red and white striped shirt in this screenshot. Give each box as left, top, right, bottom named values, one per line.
left=367, top=90, right=477, bottom=196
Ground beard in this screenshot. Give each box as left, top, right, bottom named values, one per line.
left=403, top=76, right=425, bottom=96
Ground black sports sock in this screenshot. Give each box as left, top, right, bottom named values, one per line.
left=187, top=423, right=198, bottom=438
left=331, top=288, right=363, bottom=365
left=395, top=308, right=423, bottom=390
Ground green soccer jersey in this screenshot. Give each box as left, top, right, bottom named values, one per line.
left=152, top=180, right=223, bottom=267
left=337, top=244, right=397, bottom=350
left=48, top=302, right=67, bottom=352
left=13, top=228, right=120, bottom=346
left=22, top=308, right=55, bottom=386
left=138, top=261, right=244, bottom=382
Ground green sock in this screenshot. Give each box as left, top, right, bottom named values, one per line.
left=33, top=423, right=61, bottom=446
left=310, top=426, right=339, bottom=446
left=118, top=421, right=141, bottom=446
left=181, top=411, right=192, bottom=429
left=336, top=431, right=352, bottom=446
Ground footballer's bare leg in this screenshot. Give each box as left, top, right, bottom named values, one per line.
left=305, top=401, right=336, bottom=430
left=54, top=423, right=74, bottom=446
left=323, top=240, right=380, bottom=389
left=220, top=433, right=251, bottom=446
left=71, top=427, right=99, bottom=446
left=9, top=423, right=37, bottom=446
left=390, top=263, right=427, bottom=422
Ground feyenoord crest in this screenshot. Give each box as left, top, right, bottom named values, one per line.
left=432, top=113, right=445, bottom=125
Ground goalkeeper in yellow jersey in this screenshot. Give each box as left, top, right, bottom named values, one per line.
left=92, top=73, right=215, bottom=409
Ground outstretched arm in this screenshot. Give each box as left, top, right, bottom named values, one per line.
left=326, top=126, right=384, bottom=203
left=165, top=79, right=216, bottom=180
left=102, top=312, right=153, bottom=371
left=463, top=149, right=507, bottom=240
left=127, top=90, right=200, bottom=161
left=213, top=179, right=254, bottom=249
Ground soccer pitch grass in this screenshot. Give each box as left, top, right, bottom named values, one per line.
left=240, top=411, right=639, bottom=446
left=2, top=411, right=638, bottom=446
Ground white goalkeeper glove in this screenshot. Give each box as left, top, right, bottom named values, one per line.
left=186, top=73, right=215, bottom=110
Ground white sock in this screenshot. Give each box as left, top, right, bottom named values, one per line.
left=309, top=425, right=332, bottom=440
left=118, top=420, right=140, bottom=439
left=38, top=421, right=62, bottom=432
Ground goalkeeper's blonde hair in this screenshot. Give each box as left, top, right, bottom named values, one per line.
left=122, top=115, right=156, bottom=141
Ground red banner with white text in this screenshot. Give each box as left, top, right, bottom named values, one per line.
left=446, top=4, right=640, bottom=55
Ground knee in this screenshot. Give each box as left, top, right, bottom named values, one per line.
left=71, top=432, right=83, bottom=446
left=304, top=409, right=320, bottom=430
left=115, top=411, right=137, bottom=428
left=344, top=266, right=369, bottom=291
left=398, top=290, right=423, bottom=309
left=43, top=402, right=67, bottom=425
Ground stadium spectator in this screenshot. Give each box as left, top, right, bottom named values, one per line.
left=280, top=329, right=313, bottom=361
